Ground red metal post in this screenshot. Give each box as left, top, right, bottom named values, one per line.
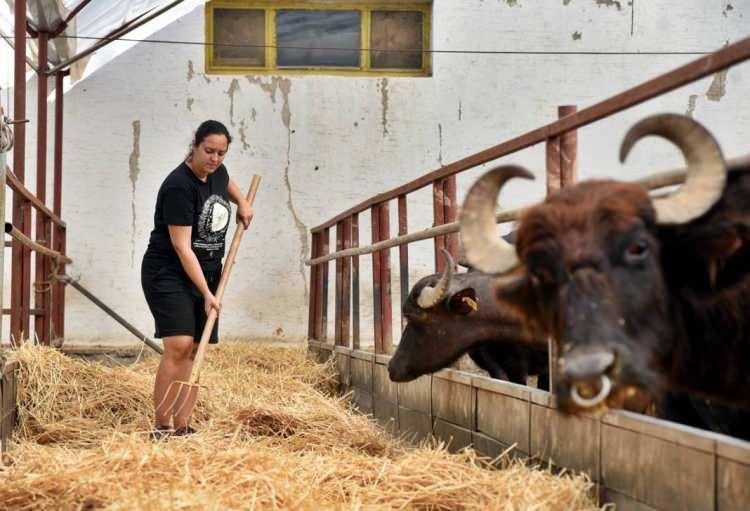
left=57, top=228, right=66, bottom=340
left=546, top=136, right=562, bottom=196
left=555, top=104, right=579, bottom=392
left=313, top=233, right=325, bottom=341
left=545, top=132, right=560, bottom=394
left=559, top=105, right=579, bottom=187
left=341, top=216, right=352, bottom=347
left=371, top=205, right=383, bottom=350
left=52, top=71, right=66, bottom=342
left=307, top=232, right=319, bottom=340
left=351, top=213, right=360, bottom=349
left=432, top=180, right=446, bottom=271
left=378, top=202, right=392, bottom=354
left=545, top=105, right=580, bottom=393
left=34, top=32, right=50, bottom=345
left=11, top=0, right=28, bottom=345
left=545, top=125, right=561, bottom=393
left=397, top=195, right=408, bottom=331
left=443, top=176, right=458, bottom=263
left=319, top=228, right=330, bottom=342
left=334, top=221, right=344, bottom=345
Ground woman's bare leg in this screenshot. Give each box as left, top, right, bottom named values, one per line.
left=172, top=343, right=200, bottom=429
left=153, top=335, right=194, bottom=427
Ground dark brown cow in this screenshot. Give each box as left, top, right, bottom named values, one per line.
left=459, top=113, right=750, bottom=415
left=387, top=250, right=549, bottom=388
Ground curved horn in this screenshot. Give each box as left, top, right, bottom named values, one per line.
left=459, top=165, right=534, bottom=273
left=417, top=249, right=455, bottom=309
left=620, top=113, right=726, bottom=225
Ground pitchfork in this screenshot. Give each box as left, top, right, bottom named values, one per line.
left=158, top=175, right=261, bottom=425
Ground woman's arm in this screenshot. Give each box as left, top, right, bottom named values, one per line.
left=227, top=178, right=254, bottom=229
left=168, top=225, right=221, bottom=315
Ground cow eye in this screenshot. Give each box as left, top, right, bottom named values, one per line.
left=624, top=240, right=649, bottom=264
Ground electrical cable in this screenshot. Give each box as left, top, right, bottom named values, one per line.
left=53, top=34, right=712, bottom=56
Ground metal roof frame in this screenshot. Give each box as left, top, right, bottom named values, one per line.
left=3, top=0, right=188, bottom=74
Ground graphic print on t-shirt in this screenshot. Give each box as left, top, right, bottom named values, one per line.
left=195, top=194, right=231, bottom=253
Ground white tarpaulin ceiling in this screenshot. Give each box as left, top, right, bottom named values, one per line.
left=0, top=0, right=204, bottom=90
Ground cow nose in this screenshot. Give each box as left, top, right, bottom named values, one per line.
left=560, top=349, right=615, bottom=380
left=560, top=348, right=616, bottom=408
left=387, top=360, right=405, bottom=382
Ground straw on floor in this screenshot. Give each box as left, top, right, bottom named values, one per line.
left=0, top=341, right=599, bottom=510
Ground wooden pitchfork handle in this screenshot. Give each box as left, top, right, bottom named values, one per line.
left=189, top=175, right=261, bottom=384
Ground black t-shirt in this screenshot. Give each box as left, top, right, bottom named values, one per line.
left=144, top=162, right=231, bottom=272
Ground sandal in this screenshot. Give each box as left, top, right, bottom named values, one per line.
left=148, top=424, right=173, bottom=441
left=173, top=425, right=197, bottom=436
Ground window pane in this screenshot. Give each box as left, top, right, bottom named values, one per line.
left=213, top=9, right=265, bottom=67
left=276, top=10, right=361, bottom=68
left=370, top=11, right=423, bottom=70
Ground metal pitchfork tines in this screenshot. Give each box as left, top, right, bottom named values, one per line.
left=156, top=174, right=262, bottom=425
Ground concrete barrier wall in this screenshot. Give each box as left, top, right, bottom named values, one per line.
left=309, top=340, right=750, bottom=511
left=0, top=360, right=18, bottom=454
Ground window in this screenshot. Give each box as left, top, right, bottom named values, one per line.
left=206, top=2, right=432, bottom=76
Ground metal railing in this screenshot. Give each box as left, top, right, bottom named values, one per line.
left=305, top=36, right=750, bottom=356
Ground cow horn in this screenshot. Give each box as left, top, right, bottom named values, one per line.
left=620, top=113, right=726, bottom=225
left=459, top=165, right=534, bottom=273
left=416, top=249, right=455, bottom=309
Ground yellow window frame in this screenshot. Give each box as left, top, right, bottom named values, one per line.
left=205, top=1, right=432, bottom=77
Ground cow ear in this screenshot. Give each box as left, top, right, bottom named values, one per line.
left=491, top=268, right=543, bottom=322
left=447, top=288, right=478, bottom=315
left=661, top=220, right=749, bottom=289
left=671, top=221, right=744, bottom=259
left=493, top=268, right=533, bottom=297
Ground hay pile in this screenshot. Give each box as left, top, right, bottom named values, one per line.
left=0, top=342, right=599, bottom=510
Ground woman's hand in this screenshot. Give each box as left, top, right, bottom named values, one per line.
left=237, top=200, right=254, bottom=230
left=203, top=291, right=221, bottom=317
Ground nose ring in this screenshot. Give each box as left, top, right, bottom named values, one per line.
left=570, top=374, right=612, bottom=408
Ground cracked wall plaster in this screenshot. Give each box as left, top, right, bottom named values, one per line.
left=686, top=94, right=699, bottom=117
left=128, top=120, right=141, bottom=267
left=685, top=68, right=728, bottom=117
left=438, top=124, right=443, bottom=166
left=187, top=60, right=210, bottom=83
left=225, top=79, right=240, bottom=126
left=595, top=0, right=622, bottom=9
left=239, top=119, right=251, bottom=152
left=706, top=69, right=728, bottom=101
left=246, top=76, right=309, bottom=299
left=379, top=78, right=390, bottom=137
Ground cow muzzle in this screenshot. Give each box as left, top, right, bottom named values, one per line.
left=559, top=349, right=616, bottom=409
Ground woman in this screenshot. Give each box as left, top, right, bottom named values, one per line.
left=141, top=120, right=252, bottom=438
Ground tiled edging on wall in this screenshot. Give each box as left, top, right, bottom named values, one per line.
left=308, top=340, right=750, bottom=511
left=1, top=360, right=19, bottom=453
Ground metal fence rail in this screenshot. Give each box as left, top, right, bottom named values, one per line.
left=307, top=36, right=750, bottom=355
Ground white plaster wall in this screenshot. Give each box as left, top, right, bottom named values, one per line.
left=3, top=0, right=749, bottom=346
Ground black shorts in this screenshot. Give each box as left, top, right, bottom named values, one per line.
left=141, top=258, right=221, bottom=343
